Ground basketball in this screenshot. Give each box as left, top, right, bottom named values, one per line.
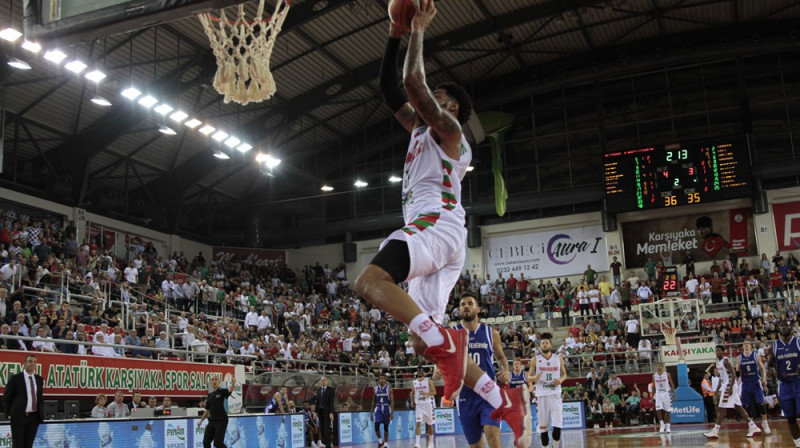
left=388, top=0, right=417, bottom=34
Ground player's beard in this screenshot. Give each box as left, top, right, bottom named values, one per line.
left=461, top=312, right=476, bottom=322
left=541, top=347, right=551, bottom=355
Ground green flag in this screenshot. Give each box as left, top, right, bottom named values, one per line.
left=478, top=111, right=514, bottom=217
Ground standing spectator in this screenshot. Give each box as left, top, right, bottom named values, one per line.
left=584, top=265, right=597, bottom=285
left=636, top=282, right=653, bottom=304
left=3, top=354, right=45, bottom=448
left=625, top=314, right=640, bottom=349
left=315, top=376, right=335, bottom=448
left=610, top=257, right=622, bottom=287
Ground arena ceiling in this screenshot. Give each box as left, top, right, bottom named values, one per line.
left=1, top=0, right=799, bottom=248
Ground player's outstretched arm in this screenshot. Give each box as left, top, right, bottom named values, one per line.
left=492, top=327, right=510, bottom=384
left=403, top=0, right=462, bottom=160
left=380, top=22, right=417, bottom=133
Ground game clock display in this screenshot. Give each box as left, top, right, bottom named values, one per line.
left=660, top=267, right=681, bottom=298
left=603, top=138, right=752, bottom=213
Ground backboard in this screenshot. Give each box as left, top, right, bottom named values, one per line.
left=23, top=0, right=243, bottom=43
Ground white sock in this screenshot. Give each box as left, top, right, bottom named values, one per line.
left=794, top=437, right=800, bottom=448
left=474, top=374, right=503, bottom=409
left=410, top=314, right=444, bottom=347
left=666, top=423, right=670, bottom=429
left=429, top=434, right=435, bottom=446
left=714, top=424, right=721, bottom=430
left=659, top=420, right=664, bottom=425
left=378, top=438, right=383, bottom=444
left=749, top=420, right=756, bottom=427
left=416, top=434, right=421, bottom=445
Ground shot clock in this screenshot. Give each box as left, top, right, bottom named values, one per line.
left=660, top=266, right=681, bottom=298
left=603, top=138, right=752, bottom=213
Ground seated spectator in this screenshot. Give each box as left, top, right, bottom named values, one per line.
left=31, top=326, right=57, bottom=352
left=640, top=391, right=655, bottom=424
left=91, top=393, right=108, bottom=418
left=1, top=322, right=26, bottom=350
left=92, top=333, right=121, bottom=357
left=155, top=397, right=174, bottom=416
left=602, top=397, right=616, bottom=428
left=623, top=388, right=641, bottom=425
left=589, top=399, right=603, bottom=429
left=146, top=397, right=158, bottom=408
left=132, top=336, right=157, bottom=359
left=106, top=391, right=130, bottom=418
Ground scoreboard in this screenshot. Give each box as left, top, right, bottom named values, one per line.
left=660, top=267, right=681, bottom=298
left=603, top=138, right=752, bottom=213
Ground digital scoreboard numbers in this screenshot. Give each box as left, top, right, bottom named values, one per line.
left=603, top=138, right=752, bottom=213
left=660, top=267, right=681, bottom=298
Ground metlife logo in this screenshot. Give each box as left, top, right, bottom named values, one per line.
left=671, top=400, right=705, bottom=423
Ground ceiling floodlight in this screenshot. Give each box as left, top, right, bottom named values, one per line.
left=321, top=185, right=334, bottom=192
left=43, top=49, right=68, bottom=64
left=137, top=95, right=158, bottom=108
left=388, top=175, right=402, bottom=183
left=7, top=57, right=31, bottom=70
left=211, top=130, right=228, bottom=142
left=213, top=150, right=230, bottom=160
left=169, top=110, right=188, bottom=123
left=84, top=69, right=107, bottom=83
left=466, top=166, right=475, bottom=172
left=64, top=60, right=87, bottom=73
left=264, top=155, right=281, bottom=169
left=121, top=87, right=142, bottom=100
left=184, top=118, right=202, bottom=129
left=0, top=28, right=22, bottom=42
left=236, top=143, right=253, bottom=153
left=224, top=137, right=241, bottom=148
left=154, top=104, right=174, bottom=115
left=198, top=125, right=216, bottom=135
left=354, top=180, right=368, bottom=187
left=158, top=124, right=177, bottom=135
left=90, top=95, right=112, bottom=107
left=21, top=41, right=41, bottom=53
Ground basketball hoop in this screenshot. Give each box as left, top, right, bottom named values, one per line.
left=197, top=0, right=291, bottom=105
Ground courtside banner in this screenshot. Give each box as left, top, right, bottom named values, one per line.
left=212, top=246, right=286, bottom=268
left=0, top=351, right=234, bottom=397
left=621, top=208, right=756, bottom=267
left=772, top=201, right=800, bottom=251
left=3, top=414, right=304, bottom=448
left=660, top=342, right=716, bottom=366
left=484, top=226, right=607, bottom=279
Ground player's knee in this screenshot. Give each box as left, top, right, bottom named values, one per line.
left=354, top=267, right=385, bottom=300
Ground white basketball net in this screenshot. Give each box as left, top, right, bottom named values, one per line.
left=198, top=0, right=290, bottom=105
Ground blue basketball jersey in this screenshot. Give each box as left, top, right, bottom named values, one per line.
left=456, top=323, right=496, bottom=380
left=509, top=370, right=527, bottom=388
left=265, top=397, right=279, bottom=413
left=375, top=384, right=391, bottom=407
left=739, top=352, right=760, bottom=381
left=775, top=337, right=800, bottom=384
left=456, top=323, right=496, bottom=402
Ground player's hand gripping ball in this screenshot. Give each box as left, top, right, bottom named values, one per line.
left=388, top=0, right=419, bottom=34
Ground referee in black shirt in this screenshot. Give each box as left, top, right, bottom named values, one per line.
left=198, top=375, right=237, bottom=448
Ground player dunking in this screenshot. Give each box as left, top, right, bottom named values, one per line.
left=653, top=362, right=675, bottom=433
left=353, top=1, right=530, bottom=446
left=371, top=373, right=394, bottom=448
left=738, top=340, right=771, bottom=434
left=704, top=345, right=762, bottom=438
left=767, top=319, right=800, bottom=447
left=454, top=293, right=509, bottom=448
left=412, top=369, right=436, bottom=448
left=510, top=359, right=528, bottom=389
left=529, top=335, right=567, bottom=448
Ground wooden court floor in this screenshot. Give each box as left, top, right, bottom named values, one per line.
left=342, top=420, right=793, bottom=448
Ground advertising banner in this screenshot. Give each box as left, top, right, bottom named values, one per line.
left=19, top=414, right=303, bottom=448
left=339, top=403, right=586, bottom=446
left=621, top=208, right=756, bottom=267
left=773, top=201, right=800, bottom=251
left=671, top=400, right=706, bottom=424
left=660, top=343, right=717, bottom=366
left=0, top=351, right=234, bottom=397
left=484, top=226, right=608, bottom=279
left=212, top=246, right=286, bottom=268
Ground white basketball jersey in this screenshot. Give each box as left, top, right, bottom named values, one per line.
left=534, top=353, right=562, bottom=397
left=401, top=126, right=472, bottom=223
left=413, top=378, right=433, bottom=404
left=653, top=372, right=670, bottom=393
left=717, top=357, right=730, bottom=384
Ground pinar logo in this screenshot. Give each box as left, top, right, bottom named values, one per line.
left=0, top=432, right=11, bottom=447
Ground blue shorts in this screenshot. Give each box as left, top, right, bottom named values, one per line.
left=779, top=381, right=800, bottom=418
left=374, top=406, right=391, bottom=425
left=458, top=394, right=500, bottom=445
left=740, top=380, right=765, bottom=407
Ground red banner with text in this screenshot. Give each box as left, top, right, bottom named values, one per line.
left=0, top=351, right=233, bottom=397
left=212, top=246, right=286, bottom=268
left=773, top=201, right=800, bottom=251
